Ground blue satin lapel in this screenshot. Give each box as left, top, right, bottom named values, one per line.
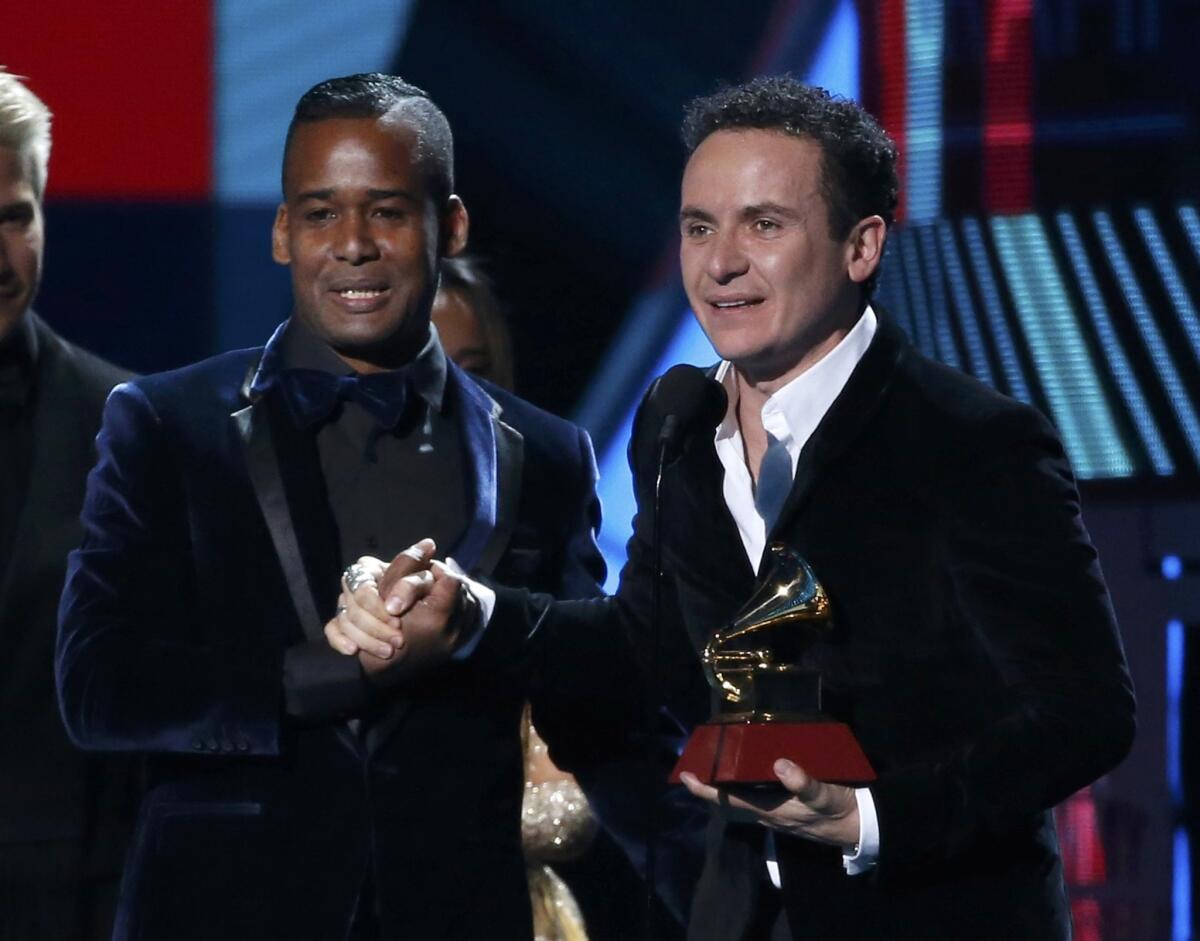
left=445, top=363, right=519, bottom=575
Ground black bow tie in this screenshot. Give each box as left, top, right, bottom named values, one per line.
left=280, top=368, right=414, bottom=430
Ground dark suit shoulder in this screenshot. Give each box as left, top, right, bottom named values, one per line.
left=30, top=313, right=133, bottom=405
left=129, top=348, right=262, bottom=418
left=889, top=342, right=1057, bottom=449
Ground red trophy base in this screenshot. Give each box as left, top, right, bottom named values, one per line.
left=669, top=720, right=875, bottom=785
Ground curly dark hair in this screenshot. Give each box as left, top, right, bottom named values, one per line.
left=682, top=76, right=898, bottom=243
left=283, top=73, right=454, bottom=204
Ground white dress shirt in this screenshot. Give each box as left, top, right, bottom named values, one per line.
left=712, top=307, right=880, bottom=881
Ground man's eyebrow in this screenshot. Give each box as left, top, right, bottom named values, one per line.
left=679, top=206, right=717, bottom=224
left=740, top=202, right=802, bottom=221
left=295, top=188, right=420, bottom=203
left=0, top=201, right=34, bottom=219
left=367, top=188, right=419, bottom=203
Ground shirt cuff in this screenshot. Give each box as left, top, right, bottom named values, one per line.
left=842, top=786, right=880, bottom=875
left=448, top=558, right=495, bottom=661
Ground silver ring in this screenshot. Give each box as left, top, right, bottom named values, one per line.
left=335, top=604, right=348, bottom=616
left=342, top=563, right=377, bottom=594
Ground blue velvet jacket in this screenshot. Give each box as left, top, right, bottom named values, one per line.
left=56, top=328, right=605, bottom=941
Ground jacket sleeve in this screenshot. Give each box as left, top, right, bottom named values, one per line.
left=56, top=382, right=284, bottom=757
left=869, top=405, right=1136, bottom=873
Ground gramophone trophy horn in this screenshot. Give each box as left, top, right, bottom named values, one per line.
left=670, top=544, right=875, bottom=785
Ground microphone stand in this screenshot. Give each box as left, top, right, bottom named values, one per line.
left=644, top=416, right=677, bottom=940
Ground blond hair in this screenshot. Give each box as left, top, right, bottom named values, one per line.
left=0, top=68, right=52, bottom=197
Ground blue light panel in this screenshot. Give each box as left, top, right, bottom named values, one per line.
left=215, top=0, right=414, bottom=202
left=1056, top=211, right=1173, bottom=475
left=961, top=217, right=1034, bottom=403
left=990, top=214, right=1132, bottom=478
left=1134, top=207, right=1200, bottom=368
left=1174, top=827, right=1192, bottom=941
left=938, top=221, right=996, bottom=386
left=1167, top=617, right=1190, bottom=940
left=905, top=0, right=944, bottom=223
left=917, top=226, right=963, bottom=370
left=894, top=237, right=935, bottom=357
left=1094, top=210, right=1200, bottom=464
left=1178, top=204, right=1200, bottom=265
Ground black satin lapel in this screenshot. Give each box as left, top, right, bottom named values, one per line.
left=770, top=319, right=907, bottom=541
left=233, top=389, right=339, bottom=640
left=475, top=417, right=523, bottom=578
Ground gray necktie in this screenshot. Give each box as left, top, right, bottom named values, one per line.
left=754, top=432, right=794, bottom=533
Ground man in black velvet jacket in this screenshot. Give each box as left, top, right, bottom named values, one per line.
left=0, top=68, right=135, bottom=941
left=334, top=77, right=1136, bottom=940
left=56, top=74, right=606, bottom=940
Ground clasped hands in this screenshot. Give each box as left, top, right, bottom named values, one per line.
left=322, top=541, right=859, bottom=847
left=323, top=538, right=474, bottom=685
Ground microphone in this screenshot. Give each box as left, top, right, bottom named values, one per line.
left=642, top=364, right=725, bottom=939
left=649, top=364, right=728, bottom=464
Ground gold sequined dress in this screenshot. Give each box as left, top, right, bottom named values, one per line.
left=522, top=717, right=597, bottom=941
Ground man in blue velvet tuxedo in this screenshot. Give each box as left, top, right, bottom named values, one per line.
left=56, top=73, right=606, bottom=940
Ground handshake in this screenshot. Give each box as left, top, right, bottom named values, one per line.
left=324, top=539, right=480, bottom=685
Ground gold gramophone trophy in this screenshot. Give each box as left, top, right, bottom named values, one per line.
left=670, top=543, right=875, bottom=785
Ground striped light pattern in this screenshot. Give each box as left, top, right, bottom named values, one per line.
left=1056, top=212, right=1173, bottom=475
left=1094, top=210, right=1200, bottom=464
left=893, top=239, right=934, bottom=356
left=917, top=227, right=963, bottom=370
left=938, top=222, right=996, bottom=386
left=960, top=217, right=1034, bottom=403
left=1135, top=207, right=1200, bottom=368
left=990, top=214, right=1132, bottom=477
left=1179, top=204, right=1200, bottom=265
left=904, top=0, right=944, bottom=222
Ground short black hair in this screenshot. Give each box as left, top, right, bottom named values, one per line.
left=682, top=76, right=898, bottom=242
left=283, top=73, right=454, bottom=204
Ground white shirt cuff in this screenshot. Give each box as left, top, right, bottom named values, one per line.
left=447, top=560, right=495, bottom=660
left=842, top=786, right=880, bottom=875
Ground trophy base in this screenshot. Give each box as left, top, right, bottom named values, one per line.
left=669, top=720, right=875, bottom=785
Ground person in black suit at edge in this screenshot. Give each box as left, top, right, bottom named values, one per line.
left=330, top=76, right=1136, bottom=940
left=0, top=68, right=135, bottom=941
left=55, top=73, right=645, bottom=940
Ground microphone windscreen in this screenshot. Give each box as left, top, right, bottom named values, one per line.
left=650, top=364, right=728, bottom=432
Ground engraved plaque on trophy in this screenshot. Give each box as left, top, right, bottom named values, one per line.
left=669, top=544, right=875, bottom=785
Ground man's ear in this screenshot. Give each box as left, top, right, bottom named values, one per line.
left=271, top=204, right=290, bottom=265
left=846, top=215, right=887, bottom=286
left=441, top=195, right=469, bottom=258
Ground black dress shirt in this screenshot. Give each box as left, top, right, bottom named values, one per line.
left=0, top=314, right=38, bottom=577
left=276, top=318, right=469, bottom=719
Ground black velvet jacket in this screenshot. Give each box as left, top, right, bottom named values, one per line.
left=496, top=315, right=1136, bottom=941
